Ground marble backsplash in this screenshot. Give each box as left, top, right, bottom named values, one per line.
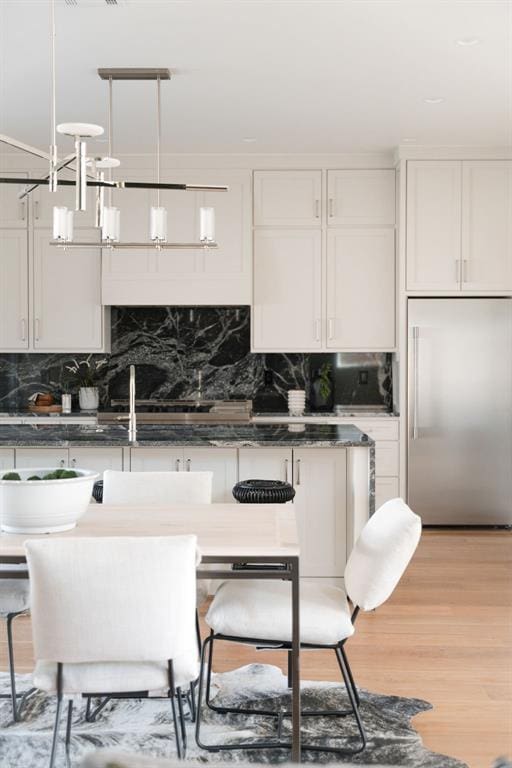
left=0, top=307, right=392, bottom=411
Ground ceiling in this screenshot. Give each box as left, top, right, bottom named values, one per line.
left=0, top=0, right=510, bottom=155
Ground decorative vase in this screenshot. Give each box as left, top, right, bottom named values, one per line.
left=79, top=386, right=99, bottom=411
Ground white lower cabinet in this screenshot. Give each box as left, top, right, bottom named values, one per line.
left=0, top=449, right=15, bottom=471
left=130, top=447, right=237, bottom=502
left=238, top=447, right=292, bottom=484
left=68, top=448, right=123, bottom=476
left=130, top=448, right=183, bottom=472
left=183, top=448, right=237, bottom=503
left=15, top=448, right=69, bottom=469
left=292, top=448, right=347, bottom=578
left=14, top=447, right=123, bottom=476
left=375, top=477, right=399, bottom=509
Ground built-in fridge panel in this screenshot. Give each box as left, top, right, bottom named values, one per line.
left=407, top=298, right=512, bottom=525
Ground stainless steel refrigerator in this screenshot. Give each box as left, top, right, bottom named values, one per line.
left=407, top=298, right=512, bottom=526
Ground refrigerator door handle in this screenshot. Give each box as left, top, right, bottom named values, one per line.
left=412, top=326, right=419, bottom=439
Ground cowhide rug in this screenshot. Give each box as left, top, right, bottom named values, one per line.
left=0, top=664, right=467, bottom=767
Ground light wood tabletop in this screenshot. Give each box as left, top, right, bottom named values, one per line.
left=0, top=503, right=300, bottom=560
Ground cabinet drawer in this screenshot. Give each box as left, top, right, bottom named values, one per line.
left=15, top=448, right=68, bottom=469
left=352, top=419, right=399, bottom=441
left=375, top=477, right=399, bottom=509
left=375, top=441, right=399, bottom=477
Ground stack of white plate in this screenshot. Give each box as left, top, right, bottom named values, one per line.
left=288, top=389, right=306, bottom=416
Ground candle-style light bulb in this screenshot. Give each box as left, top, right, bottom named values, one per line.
left=200, top=207, right=215, bottom=243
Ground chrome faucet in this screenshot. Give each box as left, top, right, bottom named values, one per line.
left=128, top=364, right=137, bottom=441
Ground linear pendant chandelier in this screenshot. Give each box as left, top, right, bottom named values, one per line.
left=0, top=1, right=227, bottom=251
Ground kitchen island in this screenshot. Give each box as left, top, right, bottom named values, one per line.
left=0, top=423, right=373, bottom=582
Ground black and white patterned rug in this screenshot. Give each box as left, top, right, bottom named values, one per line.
left=0, top=664, right=467, bottom=767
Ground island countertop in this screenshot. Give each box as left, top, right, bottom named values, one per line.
left=0, top=422, right=373, bottom=448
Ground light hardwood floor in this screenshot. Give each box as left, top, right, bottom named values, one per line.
left=1, top=530, right=511, bottom=768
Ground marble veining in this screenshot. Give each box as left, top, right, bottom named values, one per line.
left=0, top=307, right=393, bottom=411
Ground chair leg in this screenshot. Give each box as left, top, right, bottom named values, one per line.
left=176, top=687, right=187, bottom=756
left=287, top=651, right=293, bottom=689
left=334, top=647, right=367, bottom=752
left=170, top=693, right=183, bottom=759
left=6, top=614, right=18, bottom=722
left=339, top=645, right=360, bottom=707
left=188, top=681, right=196, bottom=723
left=49, top=696, right=64, bottom=768
left=195, top=611, right=202, bottom=656
left=65, top=700, right=73, bottom=768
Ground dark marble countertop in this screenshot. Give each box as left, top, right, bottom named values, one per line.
left=0, top=423, right=373, bottom=448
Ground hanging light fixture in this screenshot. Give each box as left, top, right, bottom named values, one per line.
left=100, top=74, right=122, bottom=243
left=149, top=75, right=168, bottom=244
left=52, top=206, right=73, bottom=242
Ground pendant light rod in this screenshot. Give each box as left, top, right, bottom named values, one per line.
left=49, top=0, right=58, bottom=192
left=156, top=75, right=161, bottom=207
left=51, top=241, right=218, bottom=250
left=108, top=75, right=113, bottom=206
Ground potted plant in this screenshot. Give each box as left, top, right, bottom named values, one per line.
left=310, top=362, right=334, bottom=411
left=65, top=355, right=107, bottom=411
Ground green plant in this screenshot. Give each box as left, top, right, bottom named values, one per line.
left=2, top=472, right=21, bottom=481
left=318, top=363, right=332, bottom=400
left=65, top=355, right=107, bottom=388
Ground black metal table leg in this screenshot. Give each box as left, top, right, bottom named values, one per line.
left=290, top=555, right=301, bottom=762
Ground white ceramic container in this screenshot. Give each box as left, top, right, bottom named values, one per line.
left=0, top=468, right=99, bottom=534
left=79, top=387, right=99, bottom=410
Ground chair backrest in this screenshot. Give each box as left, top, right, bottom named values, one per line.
left=344, top=498, right=421, bottom=611
left=25, top=535, right=198, bottom=664
left=102, top=470, right=213, bottom=506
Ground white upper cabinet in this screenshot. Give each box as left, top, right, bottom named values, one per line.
left=102, top=169, right=251, bottom=305
left=0, top=172, right=29, bottom=227
left=0, top=230, right=29, bottom=351
left=406, top=161, right=462, bottom=291
left=327, top=170, right=395, bottom=228
left=252, top=228, right=322, bottom=351
left=253, top=170, right=322, bottom=226
left=33, top=228, right=105, bottom=351
left=326, top=229, right=395, bottom=349
left=461, top=161, right=512, bottom=291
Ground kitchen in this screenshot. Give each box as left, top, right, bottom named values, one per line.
left=0, top=2, right=511, bottom=768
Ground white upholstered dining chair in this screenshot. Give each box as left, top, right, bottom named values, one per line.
left=195, top=497, right=422, bottom=757
left=26, top=535, right=200, bottom=768
left=102, top=470, right=213, bottom=506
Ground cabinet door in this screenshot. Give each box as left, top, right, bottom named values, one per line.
left=15, top=448, right=68, bottom=469
left=253, top=229, right=322, bottom=351
left=32, top=170, right=96, bottom=228
left=184, top=448, right=238, bottom=502
left=406, top=161, right=462, bottom=291
left=327, top=170, right=395, bottom=228
left=461, top=161, right=512, bottom=291
left=238, top=448, right=292, bottom=485
left=375, top=476, right=399, bottom=510
left=0, top=172, right=28, bottom=227
left=326, top=229, right=395, bottom=349
left=254, top=171, right=322, bottom=226
left=0, top=230, right=29, bottom=350
left=68, top=447, right=123, bottom=477
left=0, top=449, right=15, bottom=471
left=130, top=448, right=184, bottom=472
left=293, top=448, right=347, bottom=577
left=33, top=228, right=104, bottom=351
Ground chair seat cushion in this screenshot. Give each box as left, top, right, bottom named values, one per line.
left=34, top=652, right=199, bottom=695
left=206, top=580, right=355, bottom=646
left=0, top=566, right=30, bottom=617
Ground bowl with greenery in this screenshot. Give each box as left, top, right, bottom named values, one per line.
left=0, top=468, right=99, bottom=534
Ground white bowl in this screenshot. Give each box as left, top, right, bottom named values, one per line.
left=0, top=468, right=99, bottom=534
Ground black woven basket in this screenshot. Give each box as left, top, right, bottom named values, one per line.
left=92, top=480, right=103, bottom=504
left=232, top=479, right=295, bottom=504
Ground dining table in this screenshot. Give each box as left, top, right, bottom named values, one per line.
left=0, top=502, right=302, bottom=761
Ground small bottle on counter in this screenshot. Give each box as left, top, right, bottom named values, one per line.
left=61, top=394, right=72, bottom=414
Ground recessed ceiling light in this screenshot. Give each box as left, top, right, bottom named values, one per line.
left=401, top=137, right=417, bottom=143
left=457, top=37, right=481, bottom=46
left=243, top=137, right=256, bottom=143
left=424, top=97, right=444, bottom=104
